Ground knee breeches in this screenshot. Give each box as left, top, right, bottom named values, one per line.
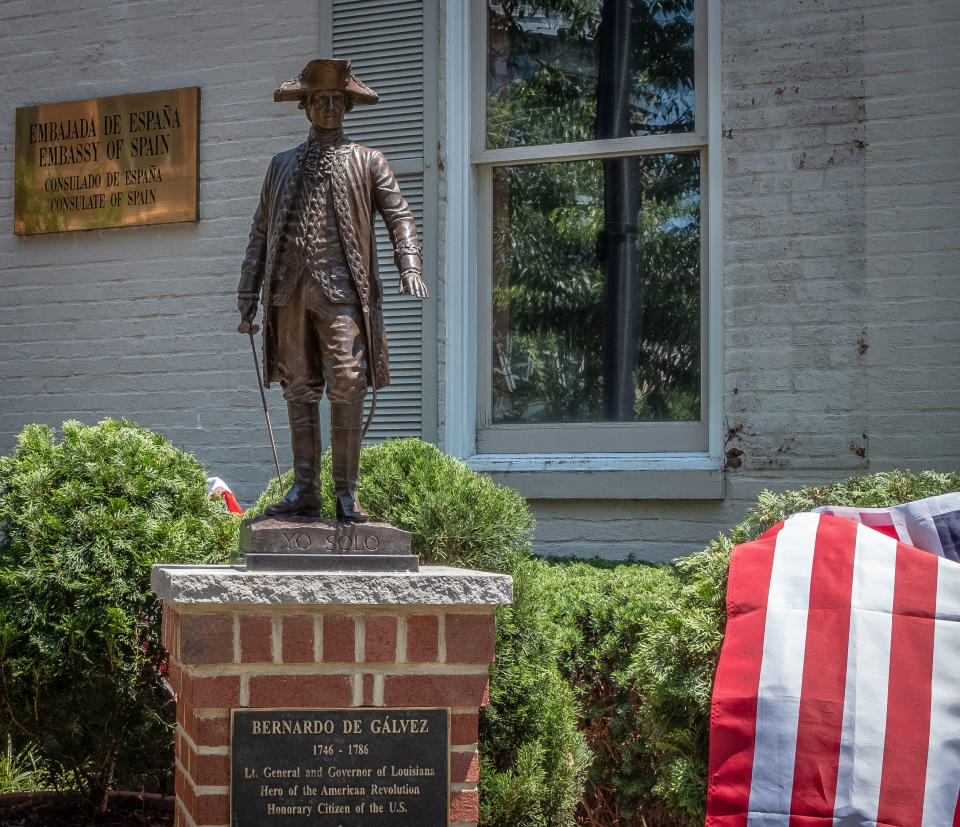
left=274, top=278, right=368, bottom=405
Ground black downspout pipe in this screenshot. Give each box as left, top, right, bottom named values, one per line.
left=596, top=0, right=643, bottom=422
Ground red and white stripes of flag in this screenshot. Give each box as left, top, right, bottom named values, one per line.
left=707, top=512, right=960, bottom=826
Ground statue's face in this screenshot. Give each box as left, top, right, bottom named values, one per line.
left=304, top=90, right=347, bottom=130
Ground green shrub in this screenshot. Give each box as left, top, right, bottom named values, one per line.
left=250, top=438, right=590, bottom=825
left=517, top=555, right=718, bottom=826
left=249, top=439, right=534, bottom=572
left=480, top=559, right=591, bottom=827
left=0, top=419, right=237, bottom=803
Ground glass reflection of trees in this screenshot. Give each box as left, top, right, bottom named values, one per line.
left=487, top=0, right=695, bottom=149
left=488, top=1, right=701, bottom=426
left=492, top=155, right=700, bottom=424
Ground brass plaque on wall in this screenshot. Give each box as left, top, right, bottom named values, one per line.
left=14, top=87, right=199, bottom=235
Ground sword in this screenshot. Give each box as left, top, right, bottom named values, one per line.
left=238, top=319, right=283, bottom=486
left=360, top=305, right=377, bottom=440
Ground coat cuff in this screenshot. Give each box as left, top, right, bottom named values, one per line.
left=394, top=244, right=423, bottom=272
left=238, top=259, right=264, bottom=294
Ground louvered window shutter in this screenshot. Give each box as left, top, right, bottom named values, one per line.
left=325, top=0, right=438, bottom=443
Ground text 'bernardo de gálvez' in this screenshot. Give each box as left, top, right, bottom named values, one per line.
left=249, top=715, right=430, bottom=736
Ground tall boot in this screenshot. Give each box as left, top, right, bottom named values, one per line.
left=331, top=401, right=369, bottom=523
left=264, top=401, right=323, bottom=518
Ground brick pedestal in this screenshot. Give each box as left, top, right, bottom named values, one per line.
left=151, top=565, right=512, bottom=827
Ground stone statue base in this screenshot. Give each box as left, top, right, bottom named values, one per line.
left=239, top=516, right=418, bottom=572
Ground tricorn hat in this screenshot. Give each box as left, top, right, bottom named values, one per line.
left=274, top=58, right=379, bottom=104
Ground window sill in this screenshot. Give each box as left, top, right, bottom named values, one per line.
left=464, top=453, right=725, bottom=500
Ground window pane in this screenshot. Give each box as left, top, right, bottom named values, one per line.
left=491, top=152, right=701, bottom=425
left=487, top=1, right=696, bottom=150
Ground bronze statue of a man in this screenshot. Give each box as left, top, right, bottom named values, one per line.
left=237, top=59, right=428, bottom=522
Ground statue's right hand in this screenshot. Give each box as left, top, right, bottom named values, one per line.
left=237, top=294, right=258, bottom=325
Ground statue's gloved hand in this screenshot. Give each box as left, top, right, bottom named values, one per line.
left=399, top=270, right=429, bottom=299
left=237, top=292, right=259, bottom=326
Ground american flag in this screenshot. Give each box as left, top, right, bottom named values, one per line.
left=811, top=493, right=960, bottom=564
left=707, top=503, right=960, bottom=826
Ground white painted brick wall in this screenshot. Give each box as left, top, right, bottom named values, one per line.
left=2, top=1, right=957, bottom=557
left=862, top=0, right=960, bottom=469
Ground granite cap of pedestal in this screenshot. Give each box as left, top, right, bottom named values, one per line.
left=150, top=564, right=513, bottom=607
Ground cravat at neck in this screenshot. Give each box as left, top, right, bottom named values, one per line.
left=309, top=126, right=346, bottom=146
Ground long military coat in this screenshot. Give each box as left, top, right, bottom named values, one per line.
left=239, top=135, right=422, bottom=390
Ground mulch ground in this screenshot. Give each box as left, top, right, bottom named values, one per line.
left=0, top=793, right=173, bottom=826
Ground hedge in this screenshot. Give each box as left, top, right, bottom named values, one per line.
left=3, top=418, right=954, bottom=826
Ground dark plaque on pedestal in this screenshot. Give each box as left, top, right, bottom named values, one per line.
left=239, top=517, right=418, bottom=572
left=230, top=708, right=448, bottom=826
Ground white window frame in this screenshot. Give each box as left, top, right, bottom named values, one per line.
left=442, top=0, right=724, bottom=498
